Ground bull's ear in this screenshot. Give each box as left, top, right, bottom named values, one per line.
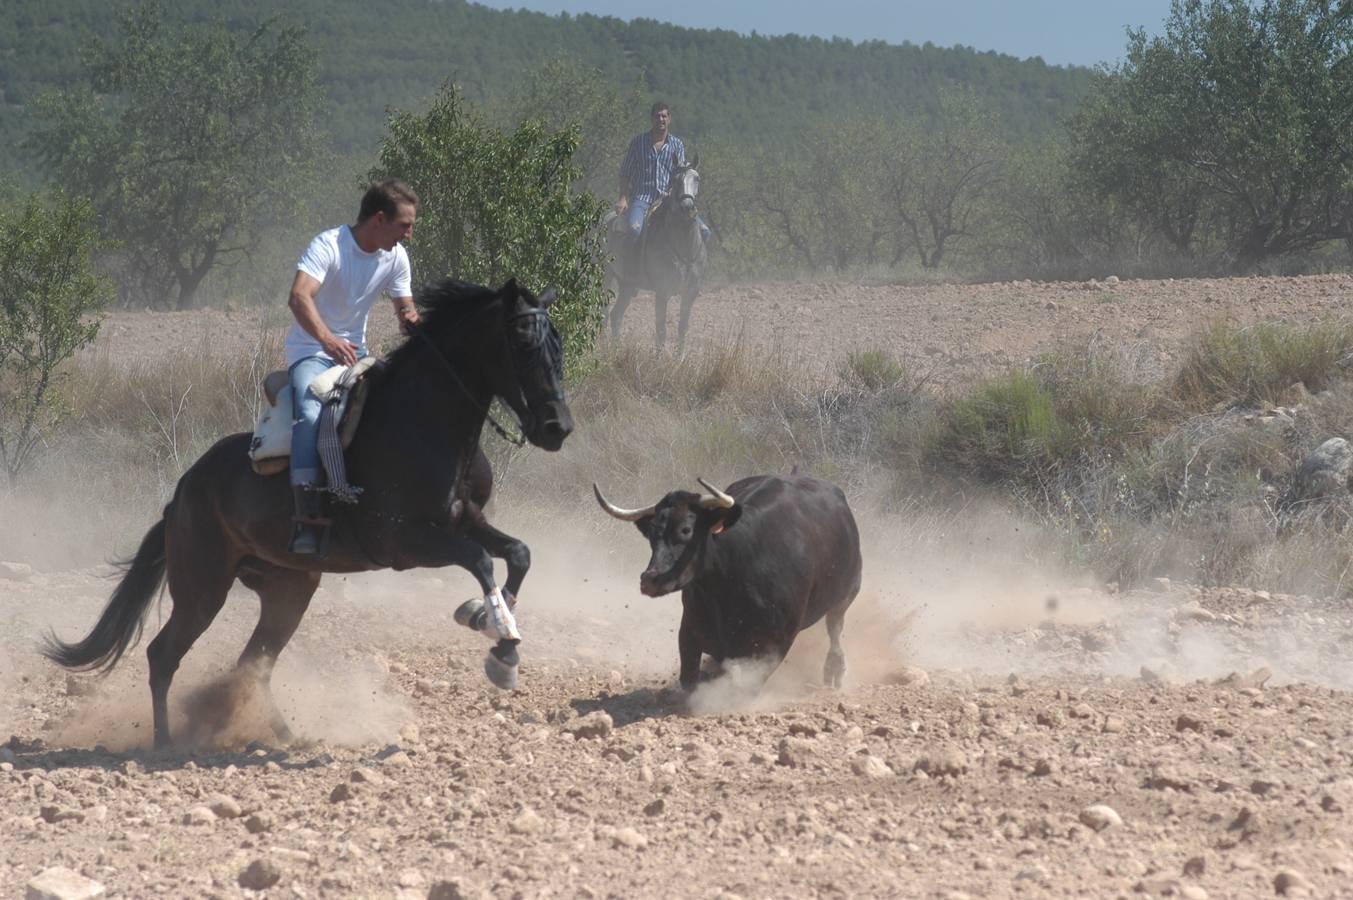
left=708, top=504, right=742, bottom=535
left=537, top=287, right=557, bottom=309
left=634, top=515, right=654, bottom=537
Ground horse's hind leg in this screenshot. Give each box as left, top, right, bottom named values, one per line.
left=146, top=550, right=234, bottom=749
left=236, top=565, right=320, bottom=745
left=677, top=289, right=698, bottom=350
left=610, top=282, right=636, bottom=339
left=654, top=292, right=670, bottom=348
left=823, top=606, right=847, bottom=689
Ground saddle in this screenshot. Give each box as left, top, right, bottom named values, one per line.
left=248, top=357, right=380, bottom=476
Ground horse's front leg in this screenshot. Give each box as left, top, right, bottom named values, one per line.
left=399, top=528, right=522, bottom=689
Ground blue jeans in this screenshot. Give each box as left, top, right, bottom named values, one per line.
left=289, top=355, right=346, bottom=487
left=625, top=195, right=710, bottom=242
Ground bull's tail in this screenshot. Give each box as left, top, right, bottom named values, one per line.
left=42, top=518, right=167, bottom=673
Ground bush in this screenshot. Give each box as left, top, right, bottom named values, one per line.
left=370, top=84, right=608, bottom=369
left=840, top=349, right=908, bottom=392
left=1173, top=320, right=1353, bottom=410
left=927, top=372, right=1070, bottom=481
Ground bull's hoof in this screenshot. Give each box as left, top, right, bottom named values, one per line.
left=484, top=640, right=520, bottom=690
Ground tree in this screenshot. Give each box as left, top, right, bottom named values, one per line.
left=886, top=90, right=1007, bottom=269
left=501, top=54, right=642, bottom=197
left=1070, top=0, right=1353, bottom=270
left=27, top=3, right=325, bottom=309
left=371, top=84, right=608, bottom=365
left=0, top=191, right=114, bottom=485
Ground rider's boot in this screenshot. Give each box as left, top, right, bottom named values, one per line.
left=288, top=485, right=329, bottom=556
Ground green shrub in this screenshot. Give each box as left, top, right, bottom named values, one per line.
left=1173, top=320, right=1353, bottom=410
left=927, top=372, right=1070, bottom=481
left=839, top=349, right=908, bottom=392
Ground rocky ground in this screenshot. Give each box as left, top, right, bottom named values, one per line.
left=6, top=273, right=1353, bottom=899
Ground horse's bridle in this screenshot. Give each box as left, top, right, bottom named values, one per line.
left=406, top=309, right=562, bottom=448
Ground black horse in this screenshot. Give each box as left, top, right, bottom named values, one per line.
left=608, top=159, right=707, bottom=349
left=43, top=278, right=572, bottom=748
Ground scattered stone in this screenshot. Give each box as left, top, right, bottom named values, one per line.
left=207, top=796, right=242, bottom=819
left=181, top=805, right=216, bottom=826
left=1220, top=667, right=1273, bottom=691
left=643, top=798, right=666, bottom=816
left=38, top=806, right=84, bottom=825
left=887, top=666, right=930, bottom=688
left=1032, top=758, right=1057, bottom=777
left=351, top=766, right=385, bottom=785
left=1273, top=869, right=1313, bottom=897
left=382, top=750, right=413, bottom=767
left=567, top=711, right=614, bottom=740
left=1069, top=703, right=1095, bottom=719
left=237, top=859, right=282, bottom=891
left=915, top=747, right=968, bottom=778
left=1103, top=715, right=1127, bottom=734
left=509, top=808, right=542, bottom=835
left=1176, top=714, right=1204, bottom=732
left=329, top=783, right=358, bottom=803
left=1183, top=856, right=1206, bottom=877
left=611, top=827, right=648, bottom=849
left=244, top=812, right=275, bottom=834
left=25, top=866, right=105, bottom=900
left=1078, top=804, right=1123, bottom=831
left=428, top=878, right=487, bottom=900
left=399, top=722, right=421, bottom=743
left=777, top=737, right=816, bottom=768
left=850, top=755, right=893, bottom=778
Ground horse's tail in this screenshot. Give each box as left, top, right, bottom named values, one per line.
left=42, top=518, right=168, bottom=673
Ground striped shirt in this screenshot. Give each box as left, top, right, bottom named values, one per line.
left=619, top=131, right=687, bottom=203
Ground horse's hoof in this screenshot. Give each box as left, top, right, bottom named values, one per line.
left=484, top=641, right=519, bottom=690
left=454, top=597, right=487, bottom=632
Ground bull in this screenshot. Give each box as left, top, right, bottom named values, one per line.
left=593, top=473, right=862, bottom=693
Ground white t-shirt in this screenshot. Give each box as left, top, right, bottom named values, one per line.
left=284, top=225, right=413, bottom=365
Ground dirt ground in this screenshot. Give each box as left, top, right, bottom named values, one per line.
left=4, top=274, right=1353, bottom=899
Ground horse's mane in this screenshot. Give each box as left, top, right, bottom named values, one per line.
left=384, top=278, right=501, bottom=373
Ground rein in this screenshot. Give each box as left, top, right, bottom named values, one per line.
left=405, top=315, right=553, bottom=449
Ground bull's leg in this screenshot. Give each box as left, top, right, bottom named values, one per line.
left=823, top=607, right=847, bottom=689
left=236, top=566, right=321, bottom=745
left=677, top=618, right=703, bottom=692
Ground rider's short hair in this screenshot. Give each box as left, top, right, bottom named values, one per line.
left=357, top=179, right=419, bottom=224
left=650, top=101, right=670, bottom=117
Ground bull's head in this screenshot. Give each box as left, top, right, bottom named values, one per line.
left=594, top=478, right=742, bottom=597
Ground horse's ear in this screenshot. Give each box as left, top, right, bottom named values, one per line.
left=537, top=288, right=557, bottom=309
left=500, top=277, right=519, bottom=297
left=688, top=150, right=699, bottom=169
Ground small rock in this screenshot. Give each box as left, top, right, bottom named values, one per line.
left=850, top=755, right=893, bottom=778
left=1182, top=856, right=1206, bottom=877
left=181, top=805, right=217, bottom=826
left=1032, top=758, right=1057, bottom=777
left=399, top=722, right=420, bottom=743
left=237, top=859, right=282, bottom=891
left=1175, top=714, right=1204, bottom=732
left=612, top=826, right=648, bottom=849
left=350, top=767, right=385, bottom=785
left=567, top=711, right=614, bottom=740
left=329, top=783, right=357, bottom=803
left=888, top=666, right=930, bottom=688
left=643, top=798, right=666, bottom=816
left=1102, top=715, right=1126, bottom=734
left=777, top=737, right=816, bottom=768
left=382, top=750, right=413, bottom=767
left=208, top=796, right=242, bottom=819
left=1273, top=869, right=1313, bottom=897
left=244, top=812, right=275, bottom=834
left=1078, top=804, right=1123, bottom=831
left=25, top=866, right=105, bottom=900
left=914, top=747, right=967, bottom=778
left=509, top=808, right=542, bottom=835
left=428, top=879, right=486, bottom=900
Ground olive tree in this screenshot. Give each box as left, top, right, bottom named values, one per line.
left=370, top=84, right=608, bottom=365
left=28, top=3, right=325, bottom=309
left=0, top=191, right=114, bottom=485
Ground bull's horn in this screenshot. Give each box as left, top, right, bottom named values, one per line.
left=593, top=482, right=656, bottom=521
left=696, top=477, right=735, bottom=509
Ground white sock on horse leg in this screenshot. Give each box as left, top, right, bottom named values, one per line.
left=483, top=587, right=521, bottom=642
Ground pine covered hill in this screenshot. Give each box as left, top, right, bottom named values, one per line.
left=2, top=0, right=1093, bottom=168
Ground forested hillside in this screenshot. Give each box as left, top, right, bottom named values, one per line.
left=1, top=0, right=1091, bottom=171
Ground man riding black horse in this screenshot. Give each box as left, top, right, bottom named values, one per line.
left=609, top=101, right=709, bottom=348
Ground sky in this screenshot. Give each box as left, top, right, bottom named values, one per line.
left=473, top=0, right=1177, bottom=69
